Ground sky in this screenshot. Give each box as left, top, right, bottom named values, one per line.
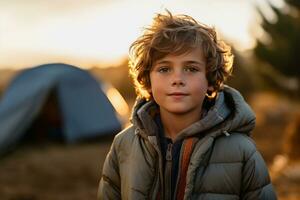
left=0, top=0, right=284, bottom=69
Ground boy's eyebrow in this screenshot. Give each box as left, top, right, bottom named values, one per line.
left=154, top=60, right=205, bottom=65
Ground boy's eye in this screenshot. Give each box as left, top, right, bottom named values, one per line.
left=184, top=66, right=199, bottom=72
left=157, top=67, right=170, bottom=73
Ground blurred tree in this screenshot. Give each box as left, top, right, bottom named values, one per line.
left=254, top=0, right=300, bottom=98
left=227, top=48, right=256, bottom=100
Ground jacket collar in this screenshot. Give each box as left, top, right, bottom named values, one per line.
left=130, top=85, right=256, bottom=140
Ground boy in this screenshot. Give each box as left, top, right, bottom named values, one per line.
left=98, top=11, right=277, bottom=200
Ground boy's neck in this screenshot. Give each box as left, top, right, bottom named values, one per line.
left=159, top=108, right=203, bottom=142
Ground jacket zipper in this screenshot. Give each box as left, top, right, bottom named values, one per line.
left=165, top=143, right=173, bottom=200
left=173, top=141, right=184, bottom=199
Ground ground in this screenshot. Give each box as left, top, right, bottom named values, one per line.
left=0, top=140, right=112, bottom=200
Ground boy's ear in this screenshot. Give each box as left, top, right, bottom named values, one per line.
left=206, top=86, right=216, bottom=99
left=146, top=88, right=153, bottom=101
left=207, top=86, right=214, bottom=91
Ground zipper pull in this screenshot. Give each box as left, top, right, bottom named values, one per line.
left=166, top=143, right=173, bottom=161
left=223, top=130, right=230, bottom=136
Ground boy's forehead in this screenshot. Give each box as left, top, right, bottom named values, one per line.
left=153, top=47, right=205, bottom=63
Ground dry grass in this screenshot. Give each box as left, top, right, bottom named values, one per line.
left=0, top=141, right=112, bottom=200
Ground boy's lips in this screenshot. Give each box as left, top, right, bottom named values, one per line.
left=167, top=92, right=189, bottom=96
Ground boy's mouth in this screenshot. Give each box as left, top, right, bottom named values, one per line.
left=168, top=92, right=189, bottom=96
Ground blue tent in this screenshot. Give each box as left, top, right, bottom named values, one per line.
left=0, top=63, right=121, bottom=155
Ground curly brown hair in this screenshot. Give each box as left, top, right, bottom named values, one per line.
left=129, top=10, right=233, bottom=99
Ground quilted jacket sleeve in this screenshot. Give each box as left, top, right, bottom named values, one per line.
left=241, top=149, right=277, bottom=200
left=97, top=138, right=121, bottom=200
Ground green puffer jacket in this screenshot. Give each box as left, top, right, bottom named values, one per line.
left=98, top=86, right=277, bottom=200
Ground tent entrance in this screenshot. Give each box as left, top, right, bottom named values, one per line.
left=23, top=89, right=64, bottom=143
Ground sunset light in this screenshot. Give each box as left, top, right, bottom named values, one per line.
left=106, top=86, right=129, bottom=119
left=101, top=82, right=130, bottom=122
left=0, top=0, right=283, bottom=69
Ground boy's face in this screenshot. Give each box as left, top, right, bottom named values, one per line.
left=149, top=47, right=211, bottom=117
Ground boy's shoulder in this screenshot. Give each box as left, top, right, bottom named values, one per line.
left=212, top=132, right=258, bottom=162
left=112, top=125, right=137, bottom=149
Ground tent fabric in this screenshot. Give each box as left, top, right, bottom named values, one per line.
left=0, top=63, right=121, bottom=155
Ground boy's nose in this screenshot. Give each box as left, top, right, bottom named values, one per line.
left=171, top=72, right=185, bottom=86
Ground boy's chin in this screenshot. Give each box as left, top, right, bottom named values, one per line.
left=160, top=107, right=201, bottom=116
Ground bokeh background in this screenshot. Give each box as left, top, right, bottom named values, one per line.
left=0, top=0, right=299, bottom=199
